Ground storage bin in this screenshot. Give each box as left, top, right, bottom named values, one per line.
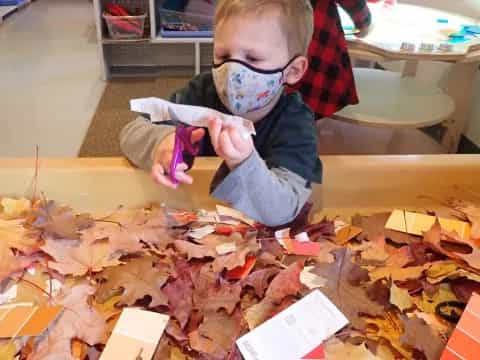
left=158, top=8, right=213, bottom=38
left=103, top=13, right=147, bottom=39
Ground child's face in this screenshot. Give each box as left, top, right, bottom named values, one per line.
left=213, top=8, right=291, bottom=70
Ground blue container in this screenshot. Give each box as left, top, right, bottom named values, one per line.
left=0, top=0, right=23, bottom=6
left=157, top=9, right=213, bottom=38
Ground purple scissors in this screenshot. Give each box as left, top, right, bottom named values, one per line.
left=169, top=124, right=200, bottom=184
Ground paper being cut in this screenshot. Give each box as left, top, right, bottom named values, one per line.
left=130, top=97, right=256, bottom=138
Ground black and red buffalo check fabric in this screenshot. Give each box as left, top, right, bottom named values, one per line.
left=290, top=0, right=372, bottom=119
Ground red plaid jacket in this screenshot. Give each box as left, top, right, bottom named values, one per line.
left=290, top=0, right=371, bottom=118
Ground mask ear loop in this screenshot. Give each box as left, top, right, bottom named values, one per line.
left=281, top=55, right=301, bottom=87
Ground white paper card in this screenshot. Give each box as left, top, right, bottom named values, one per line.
left=130, top=98, right=255, bottom=138
left=275, top=228, right=291, bottom=248
left=236, top=290, right=348, bottom=360
left=187, top=225, right=216, bottom=240
left=216, top=205, right=256, bottom=226
left=295, top=232, right=310, bottom=243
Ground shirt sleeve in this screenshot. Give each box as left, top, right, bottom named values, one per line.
left=210, top=150, right=312, bottom=227
left=337, top=0, right=372, bottom=30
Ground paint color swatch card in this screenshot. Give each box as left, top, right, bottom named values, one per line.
left=100, top=308, right=169, bottom=360
left=386, top=210, right=470, bottom=239
left=0, top=303, right=63, bottom=338
left=236, top=290, right=348, bottom=360
left=441, top=293, right=480, bottom=360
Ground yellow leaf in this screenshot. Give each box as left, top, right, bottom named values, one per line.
left=92, top=295, right=122, bottom=321
left=324, top=338, right=381, bottom=359
left=170, top=346, right=191, bottom=360
left=369, top=265, right=428, bottom=283
left=0, top=219, right=39, bottom=254
left=364, top=314, right=412, bottom=359
left=0, top=342, right=16, bottom=360
left=414, top=284, right=458, bottom=314
left=14, top=265, right=51, bottom=305
left=390, top=283, right=413, bottom=311
left=426, top=260, right=480, bottom=284
left=0, top=198, right=31, bottom=219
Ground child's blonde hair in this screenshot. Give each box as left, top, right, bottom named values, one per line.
left=214, top=0, right=314, bottom=56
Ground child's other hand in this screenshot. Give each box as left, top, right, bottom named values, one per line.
left=151, top=128, right=205, bottom=189
left=357, top=22, right=374, bottom=38
left=208, top=116, right=254, bottom=169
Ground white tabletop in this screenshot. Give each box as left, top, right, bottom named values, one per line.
left=334, top=68, right=455, bottom=128
left=340, top=3, right=480, bottom=58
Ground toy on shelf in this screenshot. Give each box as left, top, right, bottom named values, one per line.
left=103, top=3, right=146, bottom=39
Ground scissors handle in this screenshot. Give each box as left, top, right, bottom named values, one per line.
left=169, top=126, right=200, bottom=184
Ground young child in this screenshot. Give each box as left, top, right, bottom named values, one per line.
left=292, top=0, right=372, bottom=118
left=120, top=0, right=322, bottom=226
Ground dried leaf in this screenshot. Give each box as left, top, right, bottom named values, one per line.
left=264, top=261, right=304, bottom=303
left=241, top=268, right=280, bottom=298
left=309, top=249, right=384, bottom=329
left=426, top=260, right=480, bottom=284
left=359, top=236, right=389, bottom=262
left=1, top=197, right=31, bottom=219
left=389, top=283, right=413, bottom=311
left=243, top=299, right=276, bottom=330
left=164, top=276, right=193, bottom=329
left=450, top=277, right=480, bottom=302
left=415, top=283, right=458, bottom=314
left=0, top=219, right=39, bottom=254
left=198, top=310, right=244, bottom=353
left=81, top=222, right=144, bottom=255
left=174, top=240, right=216, bottom=260
left=211, top=233, right=259, bottom=272
left=29, top=284, right=106, bottom=359
left=400, top=316, right=446, bottom=360
left=189, top=330, right=226, bottom=360
left=41, top=239, right=122, bottom=276
left=369, top=265, right=428, bottom=283
left=0, top=241, right=32, bottom=283
left=449, top=199, right=480, bottom=239
left=32, top=201, right=93, bottom=239
left=192, top=265, right=241, bottom=314
left=0, top=341, right=16, bottom=360
left=324, top=338, right=382, bottom=360
left=95, top=257, right=169, bottom=307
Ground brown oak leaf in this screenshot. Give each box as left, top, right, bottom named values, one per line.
left=41, top=239, right=122, bottom=276
left=28, top=284, right=106, bottom=360
left=197, top=310, right=244, bottom=354
left=241, top=267, right=280, bottom=298
left=192, top=264, right=241, bottom=314
left=95, top=257, right=169, bottom=307
left=164, top=276, right=194, bottom=329
left=400, top=316, right=446, bottom=360
left=449, top=199, right=480, bottom=239
left=450, top=277, right=480, bottom=302
left=309, top=248, right=384, bottom=329
left=264, top=261, right=304, bottom=303
left=174, top=240, right=216, bottom=260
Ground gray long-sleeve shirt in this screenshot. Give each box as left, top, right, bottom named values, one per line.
left=120, top=73, right=322, bottom=227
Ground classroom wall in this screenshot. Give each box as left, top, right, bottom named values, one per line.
left=383, top=1, right=480, bottom=146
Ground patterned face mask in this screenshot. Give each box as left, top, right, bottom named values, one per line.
left=212, top=57, right=297, bottom=116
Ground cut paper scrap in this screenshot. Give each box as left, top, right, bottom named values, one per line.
left=385, top=210, right=471, bottom=240
left=187, top=225, right=216, bottom=240
left=300, top=266, right=327, bottom=289
left=216, top=205, right=256, bottom=226
left=0, top=303, right=63, bottom=338
left=216, top=242, right=237, bottom=255
left=335, top=224, right=363, bottom=245
left=130, top=97, right=256, bottom=138
left=226, top=255, right=256, bottom=280
left=302, top=344, right=325, bottom=360
left=237, top=290, right=348, bottom=360
left=283, top=238, right=321, bottom=257
left=440, top=293, right=480, bottom=360
left=100, top=308, right=169, bottom=360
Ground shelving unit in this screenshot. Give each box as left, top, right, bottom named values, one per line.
left=94, top=0, right=213, bottom=79
left=0, top=0, right=31, bottom=24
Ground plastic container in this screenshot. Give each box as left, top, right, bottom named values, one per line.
left=0, top=0, right=23, bottom=5
left=157, top=9, right=213, bottom=38
left=103, top=13, right=147, bottom=39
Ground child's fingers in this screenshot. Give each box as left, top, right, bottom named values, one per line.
left=219, top=130, right=240, bottom=158
left=174, top=163, right=193, bottom=184
left=191, top=128, right=205, bottom=144
left=151, top=163, right=178, bottom=189
left=207, top=116, right=222, bottom=149
left=227, top=125, right=251, bottom=152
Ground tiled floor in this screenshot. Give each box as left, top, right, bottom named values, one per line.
left=0, top=0, right=105, bottom=157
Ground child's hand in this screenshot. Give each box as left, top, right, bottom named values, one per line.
left=208, top=116, right=254, bottom=169
left=357, top=22, right=374, bottom=38
left=151, top=128, right=205, bottom=189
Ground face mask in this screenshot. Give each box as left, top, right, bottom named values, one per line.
left=212, top=57, right=296, bottom=116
